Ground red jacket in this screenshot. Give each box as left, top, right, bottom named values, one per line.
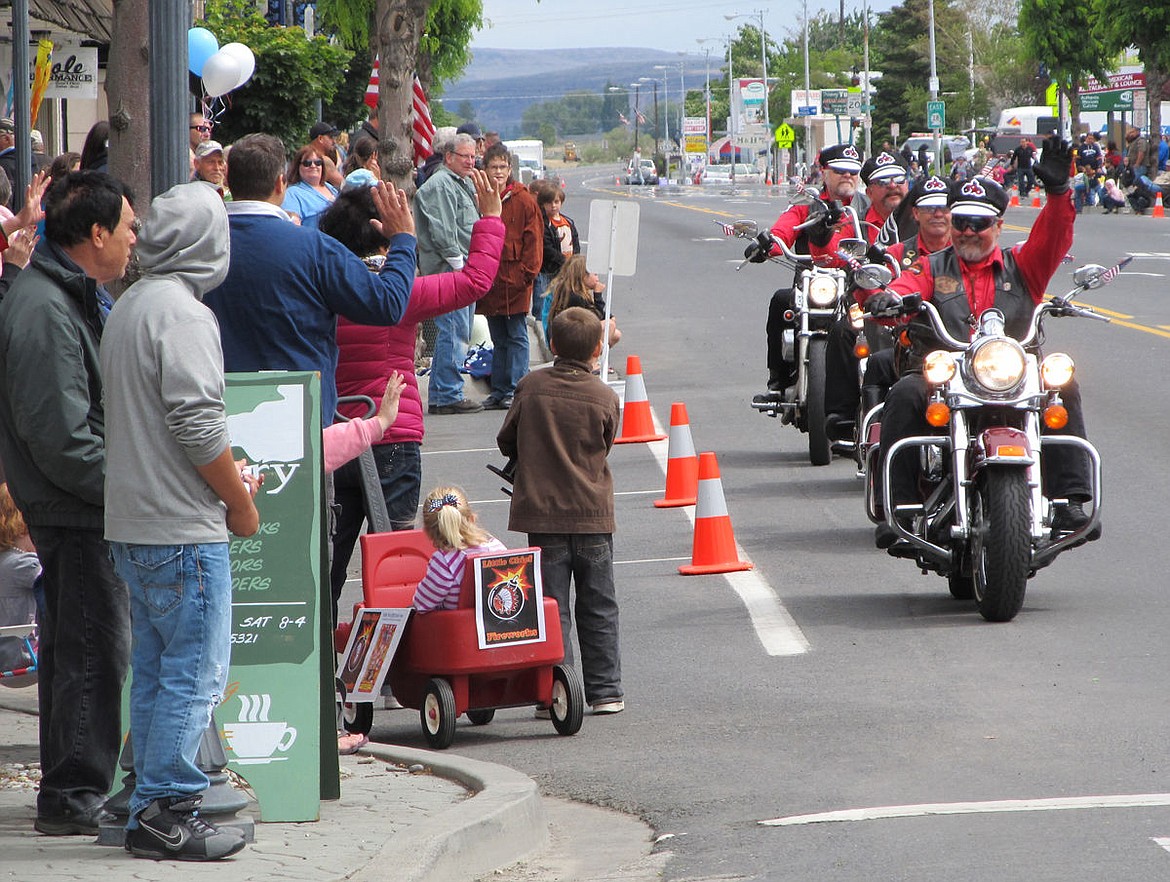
left=335, top=216, right=505, bottom=444
left=477, top=181, right=543, bottom=316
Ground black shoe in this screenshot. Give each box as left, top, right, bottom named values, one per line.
left=35, top=802, right=114, bottom=836
left=1051, top=502, right=1102, bottom=541
left=482, top=395, right=513, bottom=411
left=428, top=399, right=484, bottom=415
left=126, top=796, right=246, bottom=862
left=766, top=372, right=786, bottom=393
left=824, top=413, right=855, bottom=442
left=875, top=515, right=914, bottom=550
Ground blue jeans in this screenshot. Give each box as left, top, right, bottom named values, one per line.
left=528, top=533, right=621, bottom=705
left=430, top=304, right=475, bottom=407
left=27, top=525, right=130, bottom=819
left=110, top=542, right=232, bottom=826
left=329, top=441, right=422, bottom=624
left=1074, top=179, right=1099, bottom=211
left=486, top=313, right=530, bottom=401
left=531, top=272, right=551, bottom=319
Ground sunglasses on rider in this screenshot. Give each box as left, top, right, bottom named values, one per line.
left=872, top=176, right=907, bottom=187
left=301, top=159, right=325, bottom=167
left=951, top=215, right=998, bottom=233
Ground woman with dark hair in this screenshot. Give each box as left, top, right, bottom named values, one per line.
left=79, top=121, right=109, bottom=172
left=342, top=138, right=379, bottom=177
left=48, top=152, right=81, bottom=182
left=319, top=172, right=504, bottom=626
left=281, top=144, right=337, bottom=228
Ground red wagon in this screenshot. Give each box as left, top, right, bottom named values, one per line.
left=335, top=529, right=584, bottom=749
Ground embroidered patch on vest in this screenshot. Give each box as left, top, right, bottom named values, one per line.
left=935, top=275, right=960, bottom=295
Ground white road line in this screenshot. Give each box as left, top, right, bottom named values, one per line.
left=1152, top=837, right=1170, bottom=854
left=645, top=411, right=810, bottom=658
left=760, top=793, right=1170, bottom=827
left=616, top=556, right=691, bottom=565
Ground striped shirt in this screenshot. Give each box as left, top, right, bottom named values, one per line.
left=412, top=537, right=507, bottom=612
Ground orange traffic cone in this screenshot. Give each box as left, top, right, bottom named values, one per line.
left=679, top=452, right=753, bottom=575
left=614, top=355, right=666, bottom=444
left=1030, top=189, right=1042, bottom=209
left=654, top=402, right=698, bottom=508
left=1009, top=185, right=1020, bottom=208
left=1153, top=191, right=1165, bottom=218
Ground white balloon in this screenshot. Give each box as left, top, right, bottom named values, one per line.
left=220, top=42, right=256, bottom=89
left=202, top=50, right=243, bottom=98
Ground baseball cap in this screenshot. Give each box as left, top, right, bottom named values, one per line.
left=194, top=140, right=225, bottom=160
left=949, top=176, right=1009, bottom=217
left=310, top=121, right=339, bottom=139
left=861, top=151, right=907, bottom=184
left=343, top=168, right=379, bottom=190
left=909, top=174, right=951, bottom=208
left=456, top=122, right=484, bottom=141
left=0, top=118, right=14, bottom=133
left=818, top=144, right=863, bottom=173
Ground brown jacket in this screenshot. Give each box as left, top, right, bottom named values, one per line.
left=476, top=181, right=543, bottom=316
left=497, top=357, right=619, bottom=534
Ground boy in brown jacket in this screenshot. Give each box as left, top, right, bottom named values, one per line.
left=496, top=307, right=624, bottom=713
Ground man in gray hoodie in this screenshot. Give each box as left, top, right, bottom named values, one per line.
left=101, top=183, right=261, bottom=862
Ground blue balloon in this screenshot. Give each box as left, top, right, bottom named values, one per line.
left=188, top=27, right=219, bottom=77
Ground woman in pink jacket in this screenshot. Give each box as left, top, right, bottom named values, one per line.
left=320, top=170, right=504, bottom=614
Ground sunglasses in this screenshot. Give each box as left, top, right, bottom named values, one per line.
left=190, top=125, right=212, bottom=133
left=951, top=215, right=997, bottom=233
left=301, top=159, right=325, bottom=167
left=873, top=176, right=907, bottom=187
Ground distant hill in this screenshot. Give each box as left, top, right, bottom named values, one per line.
left=441, top=46, right=712, bottom=139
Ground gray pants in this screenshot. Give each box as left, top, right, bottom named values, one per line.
left=528, top=533, right=622, bottom=705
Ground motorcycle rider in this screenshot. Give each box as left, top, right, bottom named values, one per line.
left=753, top=144, right=868, bottom=406
left=864, top=137, right=1098, bottom=548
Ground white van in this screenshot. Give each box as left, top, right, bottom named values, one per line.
left=996, top=106, right=1059, bottom=136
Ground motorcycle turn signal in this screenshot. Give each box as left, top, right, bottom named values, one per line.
left=925, top=401, right=951, bottom=427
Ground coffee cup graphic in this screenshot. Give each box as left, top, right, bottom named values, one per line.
left=225, top=694, right=297, bottom=764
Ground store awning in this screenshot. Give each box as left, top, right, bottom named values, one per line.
left=12, top=1, right=113, bottom=43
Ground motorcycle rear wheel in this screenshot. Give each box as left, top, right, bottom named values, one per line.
left=806, top=338, right=832, bottom=466
left=972, top=469, right=1031, bottom=622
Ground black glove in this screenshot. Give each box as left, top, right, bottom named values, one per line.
left=863, top=290, right=902, bottom=315
left=866, top=243, right=888, bottom=265
left=1035, top=136, right=1074, bottom=194
left=807, top=201, right=844, bottom=248
left=745, top=231, right=772, bottom=263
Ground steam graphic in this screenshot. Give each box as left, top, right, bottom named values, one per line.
left=237, top=693, right=271, bottom=722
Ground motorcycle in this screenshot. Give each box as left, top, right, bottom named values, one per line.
left=858, top=260, right=1122, bottom=622
left=729, top=202, right=881, bottom=466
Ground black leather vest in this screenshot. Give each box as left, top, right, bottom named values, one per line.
left=911, top=247, right=1033, bottom=350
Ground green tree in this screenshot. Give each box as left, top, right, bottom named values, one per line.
left=1019, top=0, right=1109, bottom=130
left=1092, top=1, right=1170, bottom=140
left=201, top=0, right=352, bottom=150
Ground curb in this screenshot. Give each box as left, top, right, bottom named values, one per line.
left=360, top=744, right=548, bottom=882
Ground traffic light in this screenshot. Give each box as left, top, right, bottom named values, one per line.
left=851, top=66, right=861, bottom=88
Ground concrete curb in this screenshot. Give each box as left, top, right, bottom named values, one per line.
left=359, top=744, right=548, bottom=882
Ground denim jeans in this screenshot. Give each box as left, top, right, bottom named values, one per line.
left=528, top=533, right=621, bottom=705
left=486, top=313, right=530, bottom=401
left=531, top=272, right=550, bottom=320
left=27, top=525, right=130, bottom=818
left=429, top=304, right=476, bottom=407
left=329, top=441, right=422, bottom=624
left=110, top=542, right=232, bottom=826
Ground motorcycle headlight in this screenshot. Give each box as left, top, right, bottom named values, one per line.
left=922, top=350, right=956, bottom=385
left=1040, top=352, right=1075, bottom=388
left=969, top=338, right=1027, bottom=393
left=807, top=276, right=839, bottom=308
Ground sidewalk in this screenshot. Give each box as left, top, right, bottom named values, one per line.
left=0, top=688, right=547, bottom=882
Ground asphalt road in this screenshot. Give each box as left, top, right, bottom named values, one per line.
left=363, top=169, right=1170, bottom=882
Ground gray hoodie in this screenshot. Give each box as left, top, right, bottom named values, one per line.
left=101, top=182, right=234, bottom=544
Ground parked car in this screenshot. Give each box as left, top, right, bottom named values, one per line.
left=624, top=158, right=659, bottom=185
left=900, top=134, right=970, bottom=168
left=701, top=163, right=762, bottom=185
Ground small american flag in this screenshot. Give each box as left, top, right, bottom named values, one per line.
left=636, top=110, right=646, bottom=125
left=1098, top=256, right=1133, bottom=284
left=618, top=112, right=630, bottom=126
left=715, top=220, right=736, bottom=236
left=980, top=157, right=998, bottom=177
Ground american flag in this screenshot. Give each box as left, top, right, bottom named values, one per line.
left=714, top=220, right=736, bottom=236
left=364, top=57, right=379, bottom=109
left=1098, top=255, right=1133, bottom=284
left=618, top=112, right=630, bottom=126
left=412, top=74, right=436, bottom=168
left=980, top=157, right=999, bottom=177
left=636, top=110, right=646, bottom=125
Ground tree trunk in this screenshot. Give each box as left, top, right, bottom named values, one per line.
left=374, top=0, right=431, bottom=190
left=106, top=0, right=151, bottom=209
left=1146, top=67, right=1165, bottom=152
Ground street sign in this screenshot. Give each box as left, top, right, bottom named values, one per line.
left=775, top=123, right=795, bottom=148
left=797, top=106, right=816, bottom=116
left=822, top=89, right=849, bottom=115
left=846, top=89, right=863, bottom=117
left=927, top=100, right=946, bottom=130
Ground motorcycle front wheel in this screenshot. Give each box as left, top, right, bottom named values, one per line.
left=805, top=338, right=832, bottom=466
left=971, top=468, right=1031, bottom=622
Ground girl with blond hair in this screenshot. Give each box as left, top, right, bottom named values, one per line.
left=547, top=255, right=620, bottom=349
left=412, top=487, right=506, bottom=612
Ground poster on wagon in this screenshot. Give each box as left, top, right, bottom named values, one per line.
left=473, top=550, right=545, bottom=649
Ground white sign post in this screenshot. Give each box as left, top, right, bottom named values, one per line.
left=586, top=200, right=639, bottom=382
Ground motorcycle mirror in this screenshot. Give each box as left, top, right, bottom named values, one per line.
left=731, top=219, right=759, bottom=238
left=853, top=264, right=893, bottom=290
left=1072, top=264, right=1107, bottom=289
left=838, top=238, right=869, bottom=260
left=789, top=186, right=817, bottom=206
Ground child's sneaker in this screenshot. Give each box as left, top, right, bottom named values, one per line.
left=125, top=796, right=245, bottom=861
left=591, top=699, right=625, bottom=715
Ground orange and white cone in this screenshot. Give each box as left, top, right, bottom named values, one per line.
left=1153, top=191, right=1165, bottom=218
left=1030, top=189, right=1042, bottom=209
left=654, top=402, right=698, bottom=508
left=1009, top=185, right=1020, bottom=207
left=679, top=452, right=753, bottom=575
left=614, top=355, right=666, bottom=444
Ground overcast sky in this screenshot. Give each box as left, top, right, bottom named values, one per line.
left=475, top=0, right=904, bottom=52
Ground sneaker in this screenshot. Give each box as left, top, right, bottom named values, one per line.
left=428, top=399, right=484, bottom=415
left=35, top=801, right=113, bottom=836
left=125, top=796, right=246, bottom=862
left=591, top=699, right=625, bottom=715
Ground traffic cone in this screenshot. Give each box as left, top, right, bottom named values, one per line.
left=614, top=355, right=666, bottom=444
left=654, top=402, right=698, bottom=508
left=1030, top=190, right=1042, bottom=209
left=1009, top=185, right=1020, bottom=207
left=1153, top=191, right=1165, bottom=218
left=679, top=452, right=753, bottom=575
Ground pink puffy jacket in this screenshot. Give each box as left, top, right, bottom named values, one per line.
left=335, top=215, right=505, bottom=443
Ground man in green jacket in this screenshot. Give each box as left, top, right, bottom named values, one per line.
left=0, top=170, right=137, bottom=836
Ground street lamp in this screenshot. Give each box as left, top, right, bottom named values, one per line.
left=653, top=65, right=674, bottom=181
left=694, top=41, right=715, bottom=160
left=725, top=9, right=771, bottom=181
